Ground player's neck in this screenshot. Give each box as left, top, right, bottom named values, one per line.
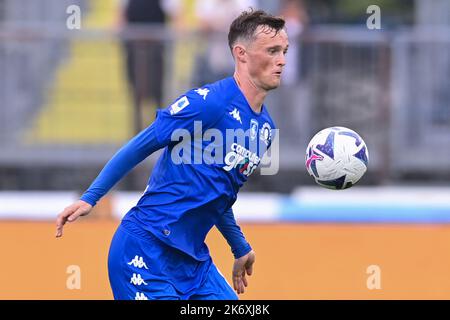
left=233, top=72, right=266, bottom=114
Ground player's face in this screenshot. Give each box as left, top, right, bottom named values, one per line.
left=246, top=27, right=289, bottom=91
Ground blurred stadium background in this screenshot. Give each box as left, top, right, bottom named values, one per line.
left=1, top=0, right=450, bottom=299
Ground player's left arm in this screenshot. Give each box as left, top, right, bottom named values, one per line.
left=216, top=208, right=255, bottom=294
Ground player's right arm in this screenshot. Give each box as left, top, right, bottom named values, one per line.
left=56, top=87, right=223, bottom=238
left=55, top=200, right=93, bottom=237
left=55, top=121, right=165, bottom=237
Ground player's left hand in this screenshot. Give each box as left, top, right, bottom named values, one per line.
left=232, top=250, right=255, bottom=294
left=55, top=200, right=92, bottom=238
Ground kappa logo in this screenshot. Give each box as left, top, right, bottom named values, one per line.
left=195, top=88, right=209, bottom=100
left=229, top=108, right=242, bottom=124
left=127, top=255, right=149, bottom=269
left=134, top=292, right=149, bottom=300
left=130, top=273, right=148, bottom=286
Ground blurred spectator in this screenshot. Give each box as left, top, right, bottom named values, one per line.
left=193, top=0, right=258, bottom=86
left=160, top=0, right=200, bottom=97
left=118, top=0, right=167, bottom=134
left=279, top=0, right=309, bottom=85
left=266, top=0, right=309, bottom=159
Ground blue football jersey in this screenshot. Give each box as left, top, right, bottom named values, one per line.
left=123, top=77, right=276, bottom=260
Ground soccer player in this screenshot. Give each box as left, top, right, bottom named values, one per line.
left=55, top=9, right=289, bottom=300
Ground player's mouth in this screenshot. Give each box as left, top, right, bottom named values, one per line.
left=273, top=71, right=282, bottom=77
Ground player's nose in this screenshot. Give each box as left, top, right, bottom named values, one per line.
left=277, top=53, right=286, bottom=67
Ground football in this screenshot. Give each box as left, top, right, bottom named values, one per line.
left=305, top=127, right=369, bottom=190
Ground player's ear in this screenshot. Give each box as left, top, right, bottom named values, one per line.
left=233, top=44, right=247, bottom=63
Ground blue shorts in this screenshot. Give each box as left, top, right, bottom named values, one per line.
left=108, top=221, right=238, bottom=300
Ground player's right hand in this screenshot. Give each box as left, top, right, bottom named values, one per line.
left=55, top=200, right=92, bottom=238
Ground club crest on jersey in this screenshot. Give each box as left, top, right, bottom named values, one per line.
left=250, top=119, right=258, bottom=141
left=260, top=122, right=272, bottom=146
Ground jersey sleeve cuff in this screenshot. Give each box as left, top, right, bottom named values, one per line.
left=80, top=194, right=97, bottom=207
left=232, top=243, right=252, bottom=259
